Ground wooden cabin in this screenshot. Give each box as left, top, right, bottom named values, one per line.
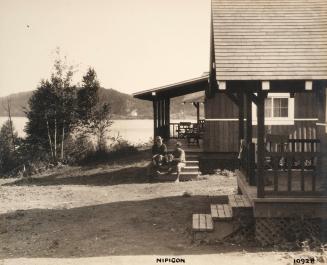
left=134, top=0, right=327, bottom=244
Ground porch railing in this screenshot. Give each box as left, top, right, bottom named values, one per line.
left=169, top=120, right=205, bottom=139
left=264, top=138, right=322, bottom=197
left=240, top=136, right=323, bottom=197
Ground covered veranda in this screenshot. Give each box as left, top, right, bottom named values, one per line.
left=133, top=75, right=208, bottom=147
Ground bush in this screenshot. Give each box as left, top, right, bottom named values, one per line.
left=64, top=134, right=95, bottom=164
left=80, top=139, right=139, bottom=164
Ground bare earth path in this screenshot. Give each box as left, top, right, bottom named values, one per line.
left=0, top=153, right=325, bottom=264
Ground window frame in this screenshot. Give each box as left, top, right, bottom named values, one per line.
left=252, top=93, right=294, bottom=125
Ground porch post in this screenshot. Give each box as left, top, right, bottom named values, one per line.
left=238, top=92, right=244, bottom=146
left=316, top=85, right=327, bottom=181
left=158, top=100, right=163, bottom=137
left=164, top=98, right=170, bottom=139
left=244, top=91, right=255, bottom=185
left=245, top=92, right=252, bottom=144
left=153, top=100, right=158, bottom=138
left=257, top=91, right=266, bottom=198
left=196, top=103, right=200, bottom=124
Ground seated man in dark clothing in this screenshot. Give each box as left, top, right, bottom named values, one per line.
left=147, top=136, right=167, bottom=176
left=152, top=136, right=167, bottom=158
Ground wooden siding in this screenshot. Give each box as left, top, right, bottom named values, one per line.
left=204, top=93, right=239, bottom=152
left=212, top=0, right=327, bottom=80
left=205, top=92, right=239, bottom=119
left=204, top=92, right=319, bottom=152
left=294, top=92, right=318, bottom=118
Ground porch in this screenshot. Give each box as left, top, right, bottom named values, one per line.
left=133, top=75, right=208, bottom=142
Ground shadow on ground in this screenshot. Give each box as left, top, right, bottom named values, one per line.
left=4, top=165, right=151, bottom=187
left=3, top=150, right=155, bottom=187
left=0, top=195, right=254, bottom=258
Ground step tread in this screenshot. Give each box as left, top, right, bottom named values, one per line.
left=211, top=204, right=233, bottom=220
left=172, top=172, right=199, bottom=175
left=192, top=214, right=213, bottom=231
left=228, top=195, right=252, bottom=208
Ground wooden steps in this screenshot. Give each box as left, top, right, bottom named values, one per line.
left=228, top=195, right=252, bottom=208
left=228, top=194, right=252, bottom=216
left=192, top=214, right=213, bottom=232
left=185, top=160, right=199, bottom=166
left=154, top=159, right=200, bottom=182
left=192, top=194, right=254, bottom=242
left=182, top=166, right=199, bottom=173
left=179, top=160, right=200, bottom=181
left=211, top=204, right=233, bottom=220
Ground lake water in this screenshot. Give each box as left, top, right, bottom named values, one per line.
left=0, top=117, right=195, bottom=145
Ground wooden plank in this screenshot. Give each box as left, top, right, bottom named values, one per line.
left=301, top=159, right=305, bottom=192
left=199, top=214, right=206, bottom=231
left=264, top=191, right=325, bottom=197
left=205, top=214, right=214, bottom=230
left=192, top=214, right=199, bottom=230
left=273, top=157, right=279, bottom=192
left=228, top=195, right=237, bottom=207
left=211, top=204, right=219, bottom=219
left=211, top=204, right=233, bottom=220
left=287, top=157, right=292, bottom=192
left=223, top=204, right=233, bottom=218
left=217, top=205, right=225, bottom=217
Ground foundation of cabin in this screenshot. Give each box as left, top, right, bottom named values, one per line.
left=237, top=171, right=327, bottom=246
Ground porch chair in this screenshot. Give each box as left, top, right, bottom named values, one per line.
left=176, top=122, right=192, bottom=139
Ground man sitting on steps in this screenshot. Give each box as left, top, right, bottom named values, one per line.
left=169, top=142, right=186, bottom=183
left=147, top=136, right=167, bottom=178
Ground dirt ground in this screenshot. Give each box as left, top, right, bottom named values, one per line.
left=0, top=152, right=325, bottom=264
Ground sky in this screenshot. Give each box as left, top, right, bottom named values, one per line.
left=0, top=0, right=210, bottom=97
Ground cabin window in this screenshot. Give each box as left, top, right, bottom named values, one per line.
left=265, top=97, right=289, bottom=118
left=252, top=93, right=294, bottom=125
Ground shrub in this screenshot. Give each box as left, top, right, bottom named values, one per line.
left=64, top=134, right=95, bottom=164
left=80, top=139, right=138, bottom=165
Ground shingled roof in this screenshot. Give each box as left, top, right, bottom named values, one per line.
left=212, top=0, right=327, bottom=81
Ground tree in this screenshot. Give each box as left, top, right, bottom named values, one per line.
left=0, top=120, right=19, bottom=173
left=2, top=98, right=16, bottom=153
left=76, top=68, right=113, bottom=151
left=25, top=49, right=76, bottom=162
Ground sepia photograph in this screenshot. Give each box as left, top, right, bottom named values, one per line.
left=0, top=0, right=326, bottom=264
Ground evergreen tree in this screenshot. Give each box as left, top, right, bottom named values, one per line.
left=76, top=68, right=112, bottom=151
left=0, top=120, right=19, bottom=173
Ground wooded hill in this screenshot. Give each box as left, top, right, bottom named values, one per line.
left=0, top=88, right=198, bottom=119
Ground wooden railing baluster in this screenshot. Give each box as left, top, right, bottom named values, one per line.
left=273, top=156, right=279, bottom=192
left=287, top=155, right=292, bottom=192
left=300, top=157, right=305, bottom=192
